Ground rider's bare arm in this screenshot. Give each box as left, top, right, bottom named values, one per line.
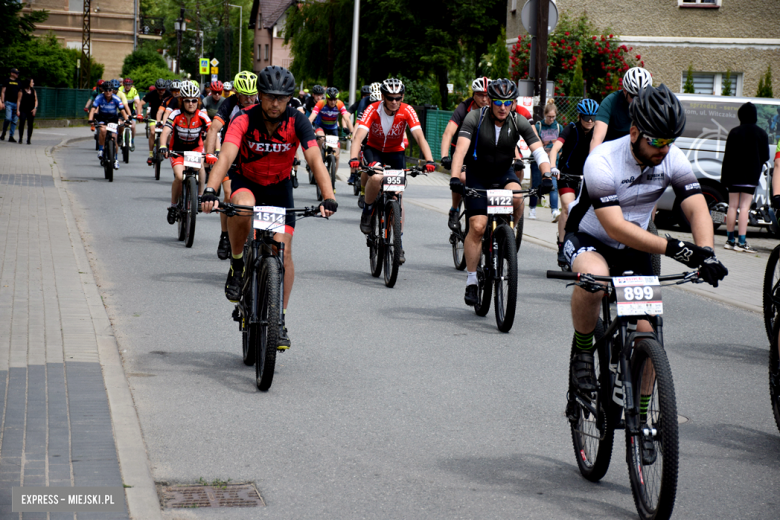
left=679, top=193, right=715, bottom=249
left=590, top=122, right=608, bottom=152
left=440, top=120, right=459, bottom=158
left=205, top=119, right=224, bottom=155
left=594, top=206, right=669, bottom=254
left=410, top=127, right=434, bottom=162
left=549, top=140, right=564, bottom=169
left=349, top=127, right=368, bottom=160
left=449, top=135, right=471, bottom=178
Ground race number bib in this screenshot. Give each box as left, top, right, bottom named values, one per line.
left=614, top=276, right=663, bottom=316
left=383, top=170, right=406, bottom=192
left=487, top=189, right=513, bottom=214
left=106, top=122, right=118, bottom=133
left=253, top=206, right=286, bottom=232
left=183, top=151, right=203, bottom=168
left=325, top=135, right=339, bottom=150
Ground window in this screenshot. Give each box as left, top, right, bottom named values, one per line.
left=257, top=44, right=262, bottom=61
left=681, top=71, right=742, bottom=96
left=510, top=0, right=518, bottom=13
left=265, top=44, right=269, bottom=61
left=678, top=0, right=721, bottom=8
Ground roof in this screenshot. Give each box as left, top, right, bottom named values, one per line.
left=249, top=0, right=295, bottom=30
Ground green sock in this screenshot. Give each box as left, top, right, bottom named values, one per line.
left=574, top=330, right=595, bottom=351
left=640, top=395, right=651, bottom=422
left=231, top=252, right=243, bottom=261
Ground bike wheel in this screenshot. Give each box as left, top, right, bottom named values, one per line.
left=626, top=338, right=679, bottom=520
left=369, top=207, right=383, bottom=278
left=647, top=221, right=662, bottom=277
left=514, top=215, right=524, bottom=252
left=451, top=215, right=467, bottom=270
left=384, top=200, right=402, bottom=288
left=255, top=258, right=281, bottom=391
left=493, top=224, right=518, bottom=332
left=474, top=249, right=492, bottom=317
left=763, top=245, right=780, bottom=343
left=177, top=184, right=187, bottom=241
left=122, top=131, right=130, bottom=163
left=105, top=141, right=114, bottom=182
left=329, top=154, right=337, bottom=191
left=569, top=319, right=614, bottom=482
left=184, top=176, right=198, bottom=248
left=353, top=174, right=361, bottom=196
left=241, top=253, right=255, bottom=367
left=145, top=123, right=150, bottom=139
left=770, top=320, right=780, bottom=434
left=154, top=149, right=161, bottom=180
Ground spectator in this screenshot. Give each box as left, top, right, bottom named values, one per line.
left=1, top=68, right=21, bottom=142
left=529, top=99, right=562, bottom=220
left=770, top=107, right=780, bottom=145
left=721, top=102, right=769, bottom=253
left=16, top=78, right=37, bottom=145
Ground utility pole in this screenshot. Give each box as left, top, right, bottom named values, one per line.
left=229, top=4, right=242, bottom=72
left=175, top=7, right=185, bottom=74
left=223, top=0, right=231, bottom=81
left=80, top=0, right=91, bottom=88
left=534, top=0, right=549, bottom=121
left=347, top=0, right=360, bottom=109
left=197, top=0, right=202, bottom=87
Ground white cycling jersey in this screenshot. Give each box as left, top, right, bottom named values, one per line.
left=565, top=135, right=702, bottom=249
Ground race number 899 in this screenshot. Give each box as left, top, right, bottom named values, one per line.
left=623, top=286, right=654, bottom=301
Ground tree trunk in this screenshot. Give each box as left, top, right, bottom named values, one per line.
left=327, top=1, right=335, bottom=86
left=437, top=66, right=449, bottom=110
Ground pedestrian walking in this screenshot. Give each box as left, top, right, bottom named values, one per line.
left=1, top=67, right=21, bottom=142
left=529, top=99, right=562, bottom=220
left=721, top=101, right=769, bottom=253
left=16, top=78, right=38, bottom=145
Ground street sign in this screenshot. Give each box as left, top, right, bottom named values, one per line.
left=211, top=74, right=218, bottom=83
left=520, top=0, right=559, bottom=36
left=199, top=59, right=209, bottom=75
left=211, top=67, right=218, bottom=75
left=210, top=58, right=219, bottom=67
left=447, top=83, right=454, bottom=94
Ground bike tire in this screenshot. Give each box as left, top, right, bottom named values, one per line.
left=369, top=207, right=383, bottom=278
left=184, top=175, right=198, bottom=248
left=122, top=131, right=130, bottom=163
left=154, top=149, right=161, bottom=180
left=105, top=141, right=114, bottom=182
left=145, top=123, right=150, bottom=139
left=493, top=224, right=518, bottom=332
left=451, top=215, right=467, bottom=271
left=770, top=320, right=780, bottom=434
left=474, top=249, right=492, bottom=317
left=177, top=183, right=187, bottom=241
left=626, top=338, right=679, bottom=520
left=241, top=250, right=255, bottom=366
left=647, top=221, right=662, bottom=277
left=514, top=215, right=524, bottom=253
left=569, top=319, right=614, bottom=482
left=329, top=154, right=337, bottom=191
left=255, top=257, right=281, bottom=391
left=763, top=244, right=780, bottom=343
left=353, top=174, right=361, bottom=196
left=384, top=200, right=402, bottom=288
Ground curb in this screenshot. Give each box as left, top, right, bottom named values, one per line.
left=48, top=140, right=163, bottom=520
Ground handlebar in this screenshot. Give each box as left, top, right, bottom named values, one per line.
left=546, top=270, right=701, bottom=285
left=463, top=187, right=538, bottom=198
left=358, top=166, right=427, bottom=178
left=213, top=203, right=324, bottom=219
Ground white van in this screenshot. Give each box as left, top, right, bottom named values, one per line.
left=655, top=93, right=780, bottom=231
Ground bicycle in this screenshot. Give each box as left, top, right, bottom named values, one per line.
left=91, top=119, right=124, bottom=183
left=762, top=209, right=780, bottom=343
left=361, top=166, right=425, bottom=288
left=119, top=117, right=133, bottom=164
left=153, top=123, right=164, bottom=181
left=167, top=151, right=202, bottom=247
left=546, top=269, right=704, bottom=520
left=316, top=134, right=346, bottom=201
left=215, top=203, right=325, bottom=391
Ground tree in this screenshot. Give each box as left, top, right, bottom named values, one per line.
left=122, top=44, right=167, bottom=77
left=569, top=57, right=584, bottom=97
left=0, top=0, right=49, bottom=67
left=490, top=27, right=510, bottom=79
left=683, top=64, right=694, bottom=93
left=4, top=33, right=103, bottom=87
left=721, top=68, right=732, bottom=96
left=127, top=65, right=179, bottom=90
left=757, top=65, right=774, bottom=98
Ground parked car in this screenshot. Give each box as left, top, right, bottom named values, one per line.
left=655, top=93, right=780, bottom=233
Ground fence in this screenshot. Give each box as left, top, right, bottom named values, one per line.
left=0, top=87, right=149, bottom=121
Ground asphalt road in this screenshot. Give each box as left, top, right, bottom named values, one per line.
left=56, top=140, right=778, bottom=519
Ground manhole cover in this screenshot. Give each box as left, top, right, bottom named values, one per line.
left=158, top=483, right=265, bottom=508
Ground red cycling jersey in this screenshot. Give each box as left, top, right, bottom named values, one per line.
left=357, top=101, right=421, bottom=153
left=165, top=109, right=211, bottom=152
left=225, top=105, right=318, bottom=186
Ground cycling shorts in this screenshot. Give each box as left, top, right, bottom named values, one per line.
left=464, top=166, right=520, bottom=218
left=170, top=146, right=204, bottom=168
left=558, top=174, right=582, bottom=196
left=229, top=171, right=296, bottom=235
left=315, top=127, right=339, bottom=137
left=96, top=114, right=119, bottom=125
left=727, top=185, right=756, bottom=195
left=362, top=146, right=405, bottom=170
left=562, top=232, right=653, bottom=276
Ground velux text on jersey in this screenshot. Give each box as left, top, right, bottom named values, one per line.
left=246, top=140, right=295, bottom=153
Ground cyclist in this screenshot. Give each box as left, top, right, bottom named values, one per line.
left=88, top=81, right=131, bottom=170
left=349, top=78, right=436, bottom=264
left=223, top=81, right=234, bottom=98
left=347, top=84, right=372, bottom=123
left=83, top=79, right=105, bottom=113
left=590, top=67, right=652, bottom=151
left=203, top=80, right=225, bottom=119
left=548, top=98, right=599, bottom=266
left=144, top=78, right=168, bottom=165
left=441, top=77, right=492, bottom=231
left=304, top=84, right=325, bottom=116
left=308, top=87, right=354, bottom=168
left=204, top=71, right=259, bottom=260
left=200, top=66, right=337, bottom=350
left=121, top=78, right=142, bottom=151
left=352, top=83, right=383, bottom=207
left=562, top=84, right=728, bottom=395
left=155, top=80, right=181, bottom=126
left=158, top=81, right=211, bottom=225
left=448, top=78, right=548, bottom=306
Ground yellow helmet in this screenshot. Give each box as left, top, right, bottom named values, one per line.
left=234, top=71, right=258, bottom=95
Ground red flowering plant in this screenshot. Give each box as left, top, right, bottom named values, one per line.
left=510, top=13, right=642, bottom=102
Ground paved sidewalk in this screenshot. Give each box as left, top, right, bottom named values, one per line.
left=0, top=129, right=160, bottom=519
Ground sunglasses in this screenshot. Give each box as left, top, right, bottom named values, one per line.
left=645, top=136, right=676, bottom=148
left=492, top=100, right=513, bottom=107
left=580, top=115, right=595, bottom=123
left=265, top=94, right=290, bottom=102
left=183, top=99, right=199, bottom=104
left=385, top=95, right=403, bottom=102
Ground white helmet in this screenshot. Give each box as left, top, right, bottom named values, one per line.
left=622, top=67, right=652, bottom=96
left=471, top=77, right=491, bottom=93
left=369, top=82, right=382, bottom=102
left=380, top=78, right=405, bottom=95
left=223, top=81, right=233, bottom=91
left=180, top=81, right=200, bottom=99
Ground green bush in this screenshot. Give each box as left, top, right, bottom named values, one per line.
left=122, top=45, right=167, bottom=77
left=127, top=65, right=180, bottom=90
left=683, top=64, right=694, bottom=94
left=4, top=33, right=103, bottom=87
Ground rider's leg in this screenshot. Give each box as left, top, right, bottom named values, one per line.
left=571, top=250, right=609, bottom=334
left=170, top=164, right=184, bottom=205
left=227, top=189, right=253, bottom=255
left=275, top=232, right=294, bottom=309
left=737, top=191, right=752, bottom=242
left=364, top=174, right=383, bottom=207
left=558, top=192, right=576, bottom=240
left=725, top=191, right=739, bottom=243
left=505, top=181, right=523, bottom=224
left=220, top=179, right=232, bottom=233
left=98, top=126, right=107, bottom=147
left=465, top=215, right=488, bottom=272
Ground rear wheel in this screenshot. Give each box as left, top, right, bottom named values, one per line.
left=184, top=175, right=198, bottom=248
left=369, top=207, right=383, bottom=278
left=451, top=214, right=467, bottom=271
left=493, top=224, right=517, bottom=332
left=105, top=140, right=114, bottom=182
left=626, top=339, right=679, bottom=520
left=154, top=148, right=161, bottom=180
left=384, top=200, right=402, bottom=288
left=122, top=130, right=130, bottom=163
left=763, top=244, right=780, bottom=343
left=241, top=271, right=255, bottom=366
left=328, top=153, right=337, bottom=192
left=514, top=215, right=524, bottom=252
left=474, top=248, right=492, bottom=317
left=255, top=258, right=281, bottom=391
left=769, top=321, right=780, bottom=434
left=647, top=220, right=662, bottom=277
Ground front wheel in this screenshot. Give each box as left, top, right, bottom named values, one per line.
left=626, top=338, right=679, bottom=520
left=184, top=175, right=198, bottom=248
left=514, top=216, right=524, bottom=252
left=255, top=258, right=281, bottom=391
left=474, top=249, right=492, bottom=317
left=328, top=153, right=337, bottom=191
left=384, top=200, right=402, bottom=288
left=763, top=245, right=780, bottom=343
left=769, top=320, right=780, bottom=434
left=154, top=148, right=161, bottom=180
left=316, top=157, right=327, bottom=201
left=647, top=220, right=662, bottom=277
left=177, top=182, right=187, bottom=241
left=451, top=214, right=467, bottom=271
left=493, top=224, right=518, bottom=332
left=104, top=140, right=114, bottom=182
left=369, top=207, right=383, bottom=278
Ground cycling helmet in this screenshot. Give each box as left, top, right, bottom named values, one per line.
left=189, top=79, right=199, bottom=89
left=486, top=78, right=518, bottom=100
left=380, top=78, right=405, bottom=95
left=100, top=82, right=112, bottom=92
left=629, top=84, right=686, bottom=139
left=124, top=77, right=133, bottom=85
left=148, top=86, right=156, bottom=92
left=257, top=66, right=295, bottom=96
left=576, top=98, right=600, bottom=116
left=210, top=80, right=223, bottom=92
left=622, top=67, right=652, bottom=96
left=155, top=78, right=167, bottom=90
left=369, top=82, right=381, bottom=102
left=325, top=87, right=339, bottom=100
left=233, top=71, right=257, bottom=95
left=361, top=85, right=371, bottom=96
left=169, top=80, right=181, bottom=91
left=97, top=79, right=104, bottom=86
left=110, top=79, right=121, bottom=90
left=180, top=81, right=200, bottom=99
left=223, top=81, right=233, bottom=91
left=311, top=84, right=325, bottom=95
left=471, top=76, right=491, bottom=93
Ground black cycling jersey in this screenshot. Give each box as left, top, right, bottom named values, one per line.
left=557, top=122, right=594, bottom=176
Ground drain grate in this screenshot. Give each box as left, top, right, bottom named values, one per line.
left=159, top=483, right=265, bottom=508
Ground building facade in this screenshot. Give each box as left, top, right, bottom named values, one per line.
left=507, top=0, right=780, bottom=97
left=24, top=0, right=136, bottom=80
left=249, top=0, right=294, bottom=72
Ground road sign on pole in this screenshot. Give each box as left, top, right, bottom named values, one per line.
left=211, top=67, right=218, bottom=75
left=210, top=58, right=219, bottom=67
left=211, top=74, right=218, bottom=83
left=199, top=58, right=210, bottom=75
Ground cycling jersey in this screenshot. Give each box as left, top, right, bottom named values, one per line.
left=556, top=122, right=594, bottom=176
left=213, top=96, right=240, bottom=128
left=93, top=94, right=125, bottom=117
left=123, top=86, right=139, bottom=101
left=116, top=91, right=129, bottom=113
left=348, top=96, right=371, bottom=121
left=165, top=109, right=211, bottom=152
left=448, top=97, right=478, bottom=153
left=122, top=87, right=139, bottom=113
left=595, top=90, right=632, bottom=143
left=288, top=97, right=303, bottom=111
left=224, top=104, right=317, bottom=186
left=357, top=101, right=421, bottom=153
left=144, top=90, right=162, bottom=118
left=203, top=94, right=226, bottom=119
left=565, top=135, right=703, bottom=249
left=311, top=99, right=347, bottom=130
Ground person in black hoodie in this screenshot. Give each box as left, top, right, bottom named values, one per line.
left=721, top=102, right=769, bottom=253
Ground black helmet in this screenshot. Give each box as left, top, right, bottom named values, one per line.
left=311, top=84, right=325, bottom=95
left=629, top=84, right=686, bottom=139
left=487, top=78, right=518, bottom=100
left=155, top=78, right=167, bottom=90
left=257, top=66, right=296, bottom=96
left=361, top=85, right=371, bottom=95
left=100, top=82, right=112, bottom=92
left=325, top=87, right=339, bottom=100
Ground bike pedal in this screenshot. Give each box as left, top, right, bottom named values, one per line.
left=232, top=306, right=240, bottom=323
left=565, top=399, right=580, bottom=424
